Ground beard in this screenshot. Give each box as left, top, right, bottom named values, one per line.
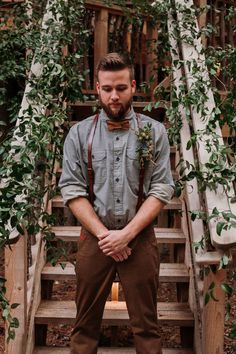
left=99, top=96, right=133, bottom=121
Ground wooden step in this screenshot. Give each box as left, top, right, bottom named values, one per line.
left=41, top=262, right=189, bottom=283
left=35, top=300, right=194, bottom=327
left=34, top=346, right=194, bottom=354
left=52, top=195, right=182, bottom=210
left=51, top=226, right=186, bottom=243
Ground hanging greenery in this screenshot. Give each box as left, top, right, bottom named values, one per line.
left=0, top=0, right=89, bottom=339
left=0, top=0, right=236, bottom=346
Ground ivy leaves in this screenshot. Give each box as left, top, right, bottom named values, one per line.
left=0, top=277, right=20, bottom=342
left=0, top=0, right=88, bottom=341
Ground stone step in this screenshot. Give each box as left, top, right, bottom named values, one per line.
left=41, top=262, right=189, bottom=283
left=35, top=300, right=194, bottom=327
left=50, top=226, right=186, bottom=244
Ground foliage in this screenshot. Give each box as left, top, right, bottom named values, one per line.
left=0, top=277, right=20, bottom=341
left=135, top=123, right=154, bottom=167
left=0, top=0, right=236, bottom=347
left=151, top=0, right=236, bottom=346
left=0, top=0, right=88, bottom=340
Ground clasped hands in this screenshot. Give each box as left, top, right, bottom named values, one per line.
left=97, top=230, right=132, bottom=262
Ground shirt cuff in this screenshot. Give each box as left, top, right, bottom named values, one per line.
left=147, top=184, right=175, bottom=204
left=60, top=185, right=89, bottom=206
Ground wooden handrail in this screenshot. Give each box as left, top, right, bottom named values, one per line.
left=167, top=13, right=205, bottom=256
left=3, top=1, right=64, bottom=353
left=174, top=0, right=236, bottom=250
left=168, top=3, right=232, bottom=353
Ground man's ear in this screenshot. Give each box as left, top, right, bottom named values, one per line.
left=131, top=80, right=136, bottom=93
left=96, top=81, right=100, bottom=94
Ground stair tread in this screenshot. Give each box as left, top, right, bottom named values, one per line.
left=35, top=300, right=194, bottom=326
left=34, top=347, right=193, bottom=354
left=51, top=226, right=186, bottom=243
left=52, top=195, right=182, bottom=210
left=42, top=262, right=189, bottom=282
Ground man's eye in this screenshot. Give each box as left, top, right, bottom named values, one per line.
left=117, top=87, right=127, bottom=92
left=102, top=87, right=112, bottom=92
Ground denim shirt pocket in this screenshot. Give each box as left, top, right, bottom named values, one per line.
left=83, top=149, right=107, bottom=185
left=126, top=148, right=140, bottom=189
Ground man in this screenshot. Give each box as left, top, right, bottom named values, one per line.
left=59, top=52, right=174, bottom=354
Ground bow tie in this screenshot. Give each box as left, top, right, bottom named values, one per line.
left=106, top=119, right=130, bottom=131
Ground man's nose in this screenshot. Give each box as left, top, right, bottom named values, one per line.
left=111, top=90, right=119, bottom=100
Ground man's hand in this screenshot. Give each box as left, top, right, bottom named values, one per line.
left=98, top=230, right=132, bottom=258
left=110, top=246, right=132, bottom=262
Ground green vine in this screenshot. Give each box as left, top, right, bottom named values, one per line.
left=0, top=0, right=236, bottom=347
left=151, top=0, right=236, bottom=345
left=0, top=0, right=88, bottom=340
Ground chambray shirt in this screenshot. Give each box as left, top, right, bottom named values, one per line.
left=59, top=107, right=175, bottom=229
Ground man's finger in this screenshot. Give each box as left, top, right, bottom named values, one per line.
left=97, top=231, right=110, bottom=240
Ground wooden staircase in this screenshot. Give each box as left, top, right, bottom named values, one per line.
left=3, top=1, right=236, bottom=354
left=29, top=99, right=197, bottom=354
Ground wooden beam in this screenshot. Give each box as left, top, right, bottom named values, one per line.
left=94, top=9, right=108, bottom=88
left=175, top=0, right=236, bottom=250
left=202, top=269, right=226, bottom=354
left=5, top=235, right=27, bottom=354
left=146, top=21, right=158, bottom=94
left=25, top=240, right=46, bottom=354
left=198, top=0, right=207, bottom=47
left=85, top=0, right=123, bottom=16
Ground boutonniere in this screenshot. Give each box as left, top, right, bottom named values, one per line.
left=136, top=123, right=155, bottom=168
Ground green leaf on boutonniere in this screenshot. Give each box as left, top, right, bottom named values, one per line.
left=135, top=123, right=154, bottom=168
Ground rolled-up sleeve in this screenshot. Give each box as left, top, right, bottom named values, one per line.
left=58, top=125, right=88, bottom=205
left=147, top=124, right=175, bottom=204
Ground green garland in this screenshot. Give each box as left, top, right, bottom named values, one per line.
left=0, top=0, right=88, bottom=340
left=0, top=0, right=235, bottom=345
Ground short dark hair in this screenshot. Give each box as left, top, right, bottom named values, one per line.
left=96, top=52, right=134, bottom=81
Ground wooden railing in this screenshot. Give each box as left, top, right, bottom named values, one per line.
left=81, top=0, right=159, bottom=94
left=168, top=1, right=236, bottom=353
left=2, top=1, right=63, bottom=353
left=2, top=1, right=236, bottom=354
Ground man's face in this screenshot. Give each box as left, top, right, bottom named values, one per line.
left=96, top=68, right=136, bottom=120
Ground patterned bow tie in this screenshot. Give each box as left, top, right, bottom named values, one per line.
left=106, top=119, right=130, bottom=131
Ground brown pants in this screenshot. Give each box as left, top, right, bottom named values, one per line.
left=70, top=226, right=162, bottom=354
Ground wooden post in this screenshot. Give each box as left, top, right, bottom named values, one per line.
left=94, top=9, right=108, bottom=88
left=198, top=0, right=207, bottom=47
left=124, top=23, right=132, bottom=53
left=146, top=21, right=158, bottom=95
left=5, top=234, right=27, bottom=354
left=202, top=268, right=226, bottom=354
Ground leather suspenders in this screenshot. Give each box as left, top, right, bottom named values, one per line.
left=135, top=113, right=145, bottom=211
left=87, top=113, right=145, bottom=211
left=87, top=113, right=99, bottom=205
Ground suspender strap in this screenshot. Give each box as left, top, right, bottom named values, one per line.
left=135, top=113, right=145, bottom=211
left=87, top=113, right=145, bottom=210
left=87, top=113, right=99, bottom=205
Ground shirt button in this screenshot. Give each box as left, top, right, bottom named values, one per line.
left=116, top=198, right=120, bottom=203
left=118, top=219, right=121, bottom=223
left=116, top=157, right=120, bottom=162
left=116, top=178, right=119, bottom=182
left=116, top=137, right=119, bottom=141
